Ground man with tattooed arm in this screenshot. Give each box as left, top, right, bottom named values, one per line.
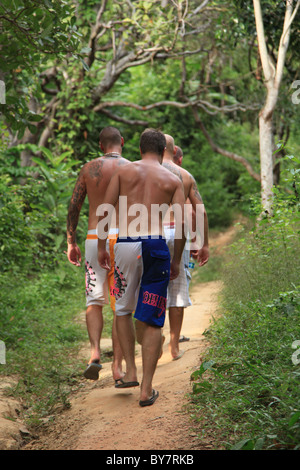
left=66, top=126, right=129, bottom=382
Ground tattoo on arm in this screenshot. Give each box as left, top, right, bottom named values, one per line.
left=67, top=171, right=87, bottom=244
left=191, top=178, right=203, bottom=202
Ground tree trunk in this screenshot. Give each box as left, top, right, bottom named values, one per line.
left=259, top=106, right=274, bottom=214
left=253, top=0, right=299, bottom=214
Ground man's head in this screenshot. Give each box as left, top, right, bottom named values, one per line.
left=173, top=145, right=183, bottom=167
left=164, top=134, right=175, bottom=159
left=140, top=129, right=166, bottom=162
left=99, top=126, right=124, bottom=153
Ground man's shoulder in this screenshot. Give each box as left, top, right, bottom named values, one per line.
left=116, top=157, right=131, bottom=167
left=84, top=156, right=131, bottom=175
left=162, top=161, right=183, bottom=181
left=178, top=165, right=193, bottom=179
left=160, top=164, right=184, bottom=188
left=82, top=158, right=104, bottom=178
left=82, top=157, right=102, bottom=169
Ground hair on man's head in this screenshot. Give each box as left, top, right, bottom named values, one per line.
left=99, top=127, right=122, bottom=148
left=140, top=128, right=166, bottom=156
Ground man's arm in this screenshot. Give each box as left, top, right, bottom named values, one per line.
left=97, top=172, right=120, bottom=270
left=66, top=167, right=87, bottom=266
left=170, top=180, right=186, bottom=280
left=188, top=175, right=209, bottom=267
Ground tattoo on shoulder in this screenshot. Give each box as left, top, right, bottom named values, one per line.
left=117, top=159, right=129, bottom=167
left=162, top=162, right=183, bottom=182
left=88, top=159, right=104, bottom=186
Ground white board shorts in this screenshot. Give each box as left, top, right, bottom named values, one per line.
left=164, top=223, right=192, bottom=308
left=113, top=236, right=170, bottom=328
left=85, top=229, right=118, bottom=308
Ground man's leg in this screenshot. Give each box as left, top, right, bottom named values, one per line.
left=136, top=319, right=165, bottom=359
left=108, top=235, right=124, bottom=381
left=140, top=323, right=162, bottom=402
left=86, top=304, right=103, bottom=363
left=168, top=306, right=184, bottom=360
left=111, top=313, right=124, bottom=381
left=116, top=314, right=138, bottom=384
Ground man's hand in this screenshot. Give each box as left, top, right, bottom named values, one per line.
left=197, top=245, right=209, bottom=267
left=190, top=249, right=199, bottom=260
left=98, top=248, right=111, bottom=271
left=67, top=243, right=82, bottom=266
left=170, top=260, right=180, bottom=280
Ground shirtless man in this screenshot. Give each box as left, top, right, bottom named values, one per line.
left=162, top=134, right=209, bottom=361
left=98, top=129, right=186, bottom=407
left=67, top=126, right=129, bottom=382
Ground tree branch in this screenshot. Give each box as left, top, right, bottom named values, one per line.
left=99, top=108, right=148, bottom=126
left=93, top=98, right=259, bottom=115
left=253, top=0, right=273, bottom=83
left=191, top=106, right=261, bottom=182
left=93, top=96, right=261, bottom=182
left=275, top=0, right=300, bottom=88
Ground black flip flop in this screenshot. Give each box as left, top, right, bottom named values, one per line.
left=139, top=389, right=159, bottom=407
left=179, top=335, right=190, bottom=343
left=83, top=361, right=103, bottom=380
left=115, top=378, right=139, bottom=388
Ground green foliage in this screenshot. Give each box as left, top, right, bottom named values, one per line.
left=189, top=166, right=300, bottom=450
left=0, top=0, right=81, bottom=133
left=191, top=289, right=300, bottom=450
left=0, top=145, right=88, bottom=273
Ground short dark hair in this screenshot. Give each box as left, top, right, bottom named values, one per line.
left=140, top=129, right=166, bottom=156
left=174, top=146, right=183, bottom=160
left=99, top=126, right=122, bottom=148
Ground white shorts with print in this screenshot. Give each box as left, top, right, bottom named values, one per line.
left=164, top=224, right=192, bottom=308
left=84, top=229, right=118, bottom=308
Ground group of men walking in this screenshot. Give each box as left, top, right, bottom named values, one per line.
left=67, top=127, right=209, bottom=407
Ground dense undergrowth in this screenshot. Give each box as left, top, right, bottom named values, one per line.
left=189, top=175, right=300, bottom=450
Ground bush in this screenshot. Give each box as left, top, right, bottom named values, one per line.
left=0, top=145, right=88, bottom=273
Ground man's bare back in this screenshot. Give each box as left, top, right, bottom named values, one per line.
left=101, top=158, right=185, bottom=238
left=70, top=156, right=129, bottom=232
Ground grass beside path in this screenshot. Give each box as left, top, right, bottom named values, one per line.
left=188, top=217, right=300, bottom=450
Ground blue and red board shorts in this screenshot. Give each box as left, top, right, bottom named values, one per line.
left=113, top=236, right=170, bottom=328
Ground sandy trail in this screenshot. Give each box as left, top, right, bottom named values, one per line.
left=24, top=279, right=222, bottom=451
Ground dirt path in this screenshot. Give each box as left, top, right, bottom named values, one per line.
left=1, top=226, right=237, bottom=451
left=24, top=280, right=222, bottom=451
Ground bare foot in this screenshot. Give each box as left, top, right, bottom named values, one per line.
left=172, top=350, right=185, bottom=361
left=111, top=363, right=125, bottom=382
